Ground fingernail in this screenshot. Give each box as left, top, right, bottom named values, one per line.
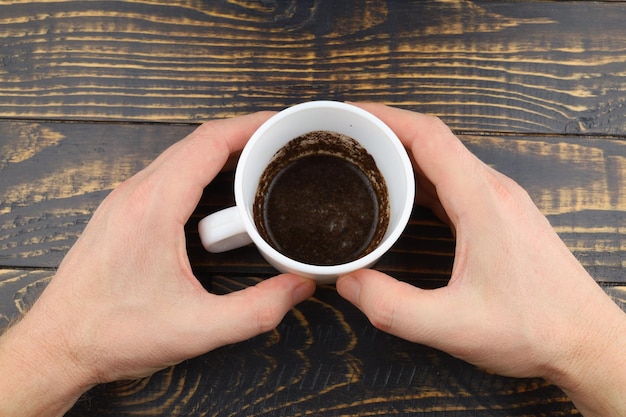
left=336, top=274, right=362, bottom=306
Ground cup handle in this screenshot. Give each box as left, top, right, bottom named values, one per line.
left=198, top=206, right=253, bottom=253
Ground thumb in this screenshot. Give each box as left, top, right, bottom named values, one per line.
left=336, top=270, right=457, bottom=348
left=196, top=274, right=316, bottom=351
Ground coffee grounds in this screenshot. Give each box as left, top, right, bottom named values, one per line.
left=262, top=154, right=378, bottom=265
left=254, top=131, right=389, bottom=266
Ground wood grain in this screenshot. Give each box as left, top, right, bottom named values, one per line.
left=0, top=269, right=52, bottom=327
left=1, top=120, right=623, bottom=284
left=0, top=121, right=193, bottom=267
left=1, top=270, right=624, bottom=416
left=0, top=1, right=625, bottom=134
left=1, top=0, right=625, bottom=415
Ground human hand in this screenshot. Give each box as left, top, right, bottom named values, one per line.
left=0, top=113, right=316, bottom=417
left=335, top=104, right=626, bottom=416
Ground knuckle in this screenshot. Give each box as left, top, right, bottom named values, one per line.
left=423, top=114, right=453, bottom=136
left=485, top=170, right=532, bottom=207
left=195, top=120, right=227, bottom=150
left=196, top=119, right=220, bottom=138
left=255, top=299, right=281, bottom=334
left=368, top=294, right=396, bottom=333
left=425, top=114, right=447, bottom=129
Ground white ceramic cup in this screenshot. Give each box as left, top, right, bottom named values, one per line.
left=198, top=101, right=414, bottom=284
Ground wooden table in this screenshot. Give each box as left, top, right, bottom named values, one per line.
left=1, top=1, right=625, bottom=415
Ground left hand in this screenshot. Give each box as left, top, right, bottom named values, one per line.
left=0, top=113, right=316, bottom=417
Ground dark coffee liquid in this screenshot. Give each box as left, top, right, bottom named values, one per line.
left=253, top=131, right=389, bottom=266
left=261, top=154, right=378, bottom=265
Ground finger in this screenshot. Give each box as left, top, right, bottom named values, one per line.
left=148, top=111, right=275, bottom=221
left=193, top=274, right=316, bottom=351
left=162, top=111, right=275, bottom=180
left=336, top=269, right=458, bottom=350
left=351, top=103, right=488, bottom=226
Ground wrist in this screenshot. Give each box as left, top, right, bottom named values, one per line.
left=546, top=299, right=626, bottom=416
left=0, top=309, right=95, bottom=417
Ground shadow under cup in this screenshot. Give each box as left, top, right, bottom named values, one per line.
left=235, top=102, right=414, bottom=283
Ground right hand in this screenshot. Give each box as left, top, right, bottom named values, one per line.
left=335, top=103, right=626, bottom=417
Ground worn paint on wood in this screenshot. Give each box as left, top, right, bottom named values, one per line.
left=1, top=121, right=623, bottom=284
left=0, top=1, right=625, bottom=134
left=2, top=270, right=624, bottom=416
left=1, top=0, right=625, bottom=415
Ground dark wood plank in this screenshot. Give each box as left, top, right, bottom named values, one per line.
left=1, top=1, right=626, bottom=134
left=0, top=269, right=53, bottom=328
left=1, top=270, right=624, bottom=416
left=0, top=120, right=194, bottom=267
left=2, top=120, right=623, bottom=284
left=1, top=1, right=624, bottom=415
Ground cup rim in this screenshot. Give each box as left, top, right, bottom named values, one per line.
left=234, top=100, right=414, bottom=277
